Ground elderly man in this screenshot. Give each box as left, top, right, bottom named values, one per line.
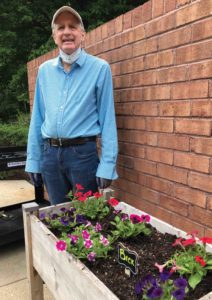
left=25, top=6, right=118, bottom=204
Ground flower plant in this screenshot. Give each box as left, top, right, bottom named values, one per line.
left=135, top=271, right=188, bottom=300
left=155, top=232, right=212, bottom=289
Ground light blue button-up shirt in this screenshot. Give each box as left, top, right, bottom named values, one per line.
left=25, top=49, right=118, bottom=180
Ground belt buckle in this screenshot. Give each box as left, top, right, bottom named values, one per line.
left=58, top=138, right=62, bottom=146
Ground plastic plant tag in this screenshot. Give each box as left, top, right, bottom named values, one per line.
left=118, top=242, right=138, bottom=275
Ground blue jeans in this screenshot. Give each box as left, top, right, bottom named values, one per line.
left=41, top=140, right=99, bottom=205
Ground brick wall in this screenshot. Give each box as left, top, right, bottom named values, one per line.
left=27, top=0, right=212, bottom=236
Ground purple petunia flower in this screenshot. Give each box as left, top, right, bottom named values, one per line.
left=100, top=235, right=109, bottom=246
left=121, top=213, right=129, bottom=221
left=39, top=213, right=45, bottom=220
left=70, top=235, right=79, bottom=245
left=135, top=280, right=144, bottom=296
left=60, top=207, right=66, bottom=212
left=174, top=277, right=188, bottom=289
left=87, top=252, right=96, bottom=262
left=60, top=217, right=69, bottom=226
left=76, top=214, right=87, bottom=224
left=160, top=269, right=171, bottom=282
left=94, top=222, right=102, bottom=232
left=172, top=288, right=185, bottom=300
left=51, top=213, right=59, bottom=220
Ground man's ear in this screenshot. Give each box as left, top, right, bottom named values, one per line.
left=81, top=31, right=86, bottom=41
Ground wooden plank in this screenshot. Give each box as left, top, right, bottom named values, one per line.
left=23, top=205, right=44, bottom=300
left=30, top=215, right=119, bottom=300
left=0, top=180, right=35, bottom=208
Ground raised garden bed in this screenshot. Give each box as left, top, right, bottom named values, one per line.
left=22, top=189, right=212, bottom=300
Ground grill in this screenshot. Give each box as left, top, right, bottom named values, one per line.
left=0, top=145, right=46, bottom=246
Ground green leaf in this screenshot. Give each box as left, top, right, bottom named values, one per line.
left=188, top=273, right=202, bottom=289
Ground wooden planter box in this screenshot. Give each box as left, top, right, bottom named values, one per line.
left=22, top=190, right=212, bottom=300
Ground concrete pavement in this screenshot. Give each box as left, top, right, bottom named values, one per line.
left=0, top=239, right=54, bottom=300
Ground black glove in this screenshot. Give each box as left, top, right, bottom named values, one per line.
left=96, top=177, right=112, bottom=189
left=28, top=173, right=43, bottom=187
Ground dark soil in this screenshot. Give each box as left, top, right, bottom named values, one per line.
left=83, top=227, right=212, bottom=300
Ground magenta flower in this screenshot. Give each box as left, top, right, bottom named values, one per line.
left=84, top=239, right=93, bottom=249
left=140, top=214, right=150, bottom=223
left=56, top=240, right=67, bottom=252
left=94, top=222, right=102, bottom=232
left=130, top=214, right=141, bottom=224
left=87, top=252, right=96, bottom=262
left=100, top=235, right=109, bottom=246
left=82, top=230, right=90, bottom=240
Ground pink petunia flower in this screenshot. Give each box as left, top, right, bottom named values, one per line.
left=70, top=235, right=79, bottom=245
left=182, top=238, right=196, bottom=247
left=84, top=239, right=93, bottom=249
left=130, top=214, right=141, bottom=224
left=56, top=240, right=67, bottom=252
left=155, top=262, right=167, bottom=273
left=100, top=235, right=110, bottom=246
left=94, top=222, right=102, bottom=232
left=172, top=237, right=183, bottom=247
left=82, top=230, right=90, bottom=240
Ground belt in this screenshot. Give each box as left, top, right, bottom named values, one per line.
left=47, top=136, right=96, bottom=147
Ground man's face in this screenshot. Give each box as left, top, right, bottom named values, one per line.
left=52, top=12, right=85, bottom=54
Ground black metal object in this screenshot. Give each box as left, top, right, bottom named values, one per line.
left=0, top=145, right=48, bottom=246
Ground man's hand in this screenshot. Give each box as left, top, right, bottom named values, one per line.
left=96, top=177, right=112, bottom=189
left=28, top=173, right=43, bottom=187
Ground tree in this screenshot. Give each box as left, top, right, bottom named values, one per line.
left=0, top=0, right=147, bottom=122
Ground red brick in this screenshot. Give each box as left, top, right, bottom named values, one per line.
left=142, top=85, right=171, bottom=100
left=145, top=53, right=158, bottom=69
left=101, top=23, right=108, bottom=39
left=157, top=66, right=186, bottom=84
left=108, top=19, right=115, bottom=37
left=188, top=61, right=212, bottom=80
left=123, top=11, right=132, bottom=30
left=171, top=214, right=205, bottom=236
left=132, top=57, right=145, bottom=72
left=174, top=152, right=210, bottom=173
left=146, top=37, right=158, bottom=53
left=152, top=0, right=164, bottom=18
left=158, top=164, right=188, bottom=184
left=176, top=0, right=212, bottom=27
left=146, top=13, right=175, bottom=37
left=118, top=154, right=134, bottom=169
left=158, top=134, right=189, bottom=151
left=134, top=158, right=157, bottom=175
left=189, top=205, right=212, bottom=227
left=207, top=195, right=212, bottom=210
left=117, top=166, right=139, bottom=183
left=131, top=70, right=157, bottom=86
left=141, top=186, right=159, bottom=204
left=205, top=228, right=212, bottom=238
left=191, top=137, right=212, bottom=156
left=115, top=15, right=123, bottom=33
left=146, top=147, right=173, bottom=165
left=159, top=194, right=188, bottom=216
left=111, top=62, right=121, bottom=76
left=117, top=117, right=146, bottom=130
left=142, top=0, right=152, bottom=23
left=133, top=40, right=146, bottom=57
left=121, top=30, right=134, bottom=46
left=192, top=18, right=212, bottom=42
left=133, top=102, right=158, bottom=116
left=120, top=59, right=134, bottom=74
left=133, top=24, right=146, bottom=42
left=210, top=80, right=212, bottom=97
left=172, top=80, right=208, bottom=99
left=158, top=50, right=174, bottom=67
left=174, top=184, right=206, bottom=208
left=176, top=40, right=212, bottom=64
left=113, top=74, right=131, bottom=89
left=132, top=6, right=143, bottom=27
left=146, top=133, right=158, bottom=146
left=188, top=172, right=212, bottom=193
left=164, top=0, right=176, bottom=12
left=159, top=27, right=191, bottom=50
left=146, top=175, right=174, bottom=195
left=159, top=101, right=190, bottom=116
left=175, top=119, right=211, bottom=136
left=119, top=142, right=145, bottom=158
left=146, top=118, right=174, bottom=133
left=191, top=100, right=212, bottom=117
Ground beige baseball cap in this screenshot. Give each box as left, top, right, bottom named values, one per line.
left=51, top=6, right=84, bottom=30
